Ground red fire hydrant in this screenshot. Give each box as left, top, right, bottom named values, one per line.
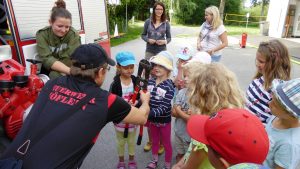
left=240, top=32, right=247, bottom=48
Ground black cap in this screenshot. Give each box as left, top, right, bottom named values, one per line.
left=71, top=43, right=115, bottom=69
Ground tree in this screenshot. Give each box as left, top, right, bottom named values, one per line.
left=219, top=0, right=226, bottom=20
left=250, top=0, right=269, bottom=21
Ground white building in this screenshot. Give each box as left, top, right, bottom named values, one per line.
left=267, top=0, right=300, bottom=38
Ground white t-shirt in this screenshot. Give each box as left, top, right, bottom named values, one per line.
left=200, top=24, right=226, bottom=56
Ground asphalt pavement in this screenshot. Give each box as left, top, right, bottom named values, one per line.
left=80, top=25, right=300, bottom=169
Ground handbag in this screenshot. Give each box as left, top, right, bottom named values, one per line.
left=0, top=83, right=96, bottom=169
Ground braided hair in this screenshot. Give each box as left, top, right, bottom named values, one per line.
left=255, top=39, right=291, bottom=89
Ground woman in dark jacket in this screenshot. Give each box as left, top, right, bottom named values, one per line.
left=141, top=2, right=171, bottom=60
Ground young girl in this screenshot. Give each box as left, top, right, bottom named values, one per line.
left=172, top=61, right=192, bottom=163
left=245, top=39, right=291, bottom=125
left=172, top=62, right=245, bottom=169
left=36, top=0, right=80, bottom=79
left=109, top=51, right=138, bottom=169
left=146, top=51, right=175, bottom=169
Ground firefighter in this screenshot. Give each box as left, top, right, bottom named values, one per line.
left=0, top=44, right=150, bottom=169
left=36, top=0, right=80, bottom=79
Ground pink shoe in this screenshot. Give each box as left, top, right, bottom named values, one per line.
left=128, top=160, right=137, bottom=169
left=117, top=161, right=126, bottom=169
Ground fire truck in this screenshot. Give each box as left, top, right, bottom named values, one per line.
left=0, top=0, right=111, bottom=149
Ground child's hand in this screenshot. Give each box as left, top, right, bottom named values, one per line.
left=129, top=100, right=138, bottom=106
left=172, top=107, right=178, bottom=117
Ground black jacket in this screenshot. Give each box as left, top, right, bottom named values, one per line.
left=109, top=75, right=141, bottom=106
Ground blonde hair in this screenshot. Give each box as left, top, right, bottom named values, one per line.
left=187, top=63, right=244, bottom=115
left=255, top=39, right=291, bottom=89
left=205, top=6, right=222, bottom=30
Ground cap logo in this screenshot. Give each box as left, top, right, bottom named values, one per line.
left=182, top=47, right=189, bottom=54
left=209, top=112, right=218, bottom=120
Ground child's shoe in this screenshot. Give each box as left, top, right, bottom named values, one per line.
left=146, top=160, right=158, bottom=169
left=128, top=160, right=137, bottom=169
left=158, top=144, right=164, bottom=155
left=117, top=161, right=126, bottom=169
left=144, top=142, right=152, bottom=152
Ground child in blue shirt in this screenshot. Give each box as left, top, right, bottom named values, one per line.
left=264, top=78, right=300, bottom=169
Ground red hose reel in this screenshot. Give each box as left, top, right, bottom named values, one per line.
left=0, top=59, right=48, bottom=139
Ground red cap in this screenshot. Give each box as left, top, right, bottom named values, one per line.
left=187, top=108, right=269, bottom=165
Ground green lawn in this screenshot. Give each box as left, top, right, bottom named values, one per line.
left=110, top=21, right=260, bottom=46
left=110, top=21, right=144, bottom=47
left=226, top=25, right=260, bottom=35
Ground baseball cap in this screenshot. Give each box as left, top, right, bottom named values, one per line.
left=150, top=51, right=173, bottom=71
left=115, top=51, right=136, bottom=66
left=71, top=43, right=115, bottom=69
left=271, top=78, right=300, bottom=118
left=176, top=45, right=194, bottom=61
left=187, top=108, right=269, bottom=165
left=188, top=51, right=211, bottom=64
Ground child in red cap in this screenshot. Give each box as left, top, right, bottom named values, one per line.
left=187, top=108, right=270, bottom=169
left=172, top=63, right=245, bottom=169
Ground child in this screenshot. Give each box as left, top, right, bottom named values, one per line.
left=174, top=45, right=194, bottom=90
left=264, top=78, right=300, bottom=169
left=172, top=63, right=245, bottom=169
left=144, top=51, right=174, bottom=155
left=146, top=51, right=175, bottom=169
left=109, top=51, right=138, bottom=169
left=172, top=62, right=191, bottom=163
left=245, top=39, right=291, bottom=125
left=187, top=108, right=269, bottom=169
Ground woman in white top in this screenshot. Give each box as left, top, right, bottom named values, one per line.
left=197, top=6, right=228, bottom=62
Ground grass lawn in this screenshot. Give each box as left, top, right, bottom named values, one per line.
left=226, top=25, right=260, bottom=35
left=110, top=21, right=144, bottom=47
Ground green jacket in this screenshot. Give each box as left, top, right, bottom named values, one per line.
left=36, top=26, right=80, bottom=79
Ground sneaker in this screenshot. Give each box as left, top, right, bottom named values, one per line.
left=144, top=142, right=152, bottom=152
left=128, top=160, right=137, bottom=169
left=158, top=144, right=164, bottom=155
left=117, top=161, right=126, bottom=169
left=146, top=160, right=158, bottom=169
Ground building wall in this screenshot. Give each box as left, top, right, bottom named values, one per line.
left=267, top=0, right=289, bottom=38
left=292, top=1, right=300, bottom=36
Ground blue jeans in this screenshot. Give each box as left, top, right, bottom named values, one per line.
left=211, top=55, right=221, bottom=62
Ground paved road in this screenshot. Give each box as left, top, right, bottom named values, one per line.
left=80, top=25, right=299, bottom=169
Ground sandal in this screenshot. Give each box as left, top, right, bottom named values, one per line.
left=117, top=161, right=126, bottom=169
left=146, top=160, right=158, bottom=169
left=128, top=160, right=137, bottom=169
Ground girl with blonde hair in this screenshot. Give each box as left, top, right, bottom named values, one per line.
left=246, top=39, right=291, bottom=125
left=172, top=63, right=244, bottom=169
left=197, top=6, right=228, bottom=62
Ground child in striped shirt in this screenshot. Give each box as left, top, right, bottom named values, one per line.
left=146, top=51, right=175, bottom=169
left=245, top=40, right=291, bottom=125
